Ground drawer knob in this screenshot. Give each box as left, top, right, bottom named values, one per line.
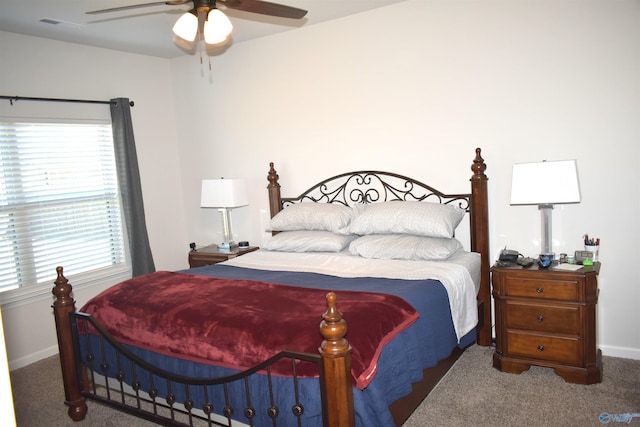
left=537, top=315, right=544, bottom=322
left=536, top=287, right=544, bottom=293
left=537, top=345, right=545, bottom=352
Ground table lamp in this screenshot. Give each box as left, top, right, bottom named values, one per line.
left=201, top=178, right=248, bottom=251
left=510, top=160, right=581, bottom=258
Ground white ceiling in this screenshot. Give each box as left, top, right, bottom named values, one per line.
left=0, top=0, right=405, bottom=58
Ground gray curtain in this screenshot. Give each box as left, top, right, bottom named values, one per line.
left=110, top=98, right=155, bottom=276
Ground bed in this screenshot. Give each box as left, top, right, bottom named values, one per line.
left=52, top=147, right=491, bottom=427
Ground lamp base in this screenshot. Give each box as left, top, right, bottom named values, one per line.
left=217, top=208, right=237, bottom=253
left=217, top=242, right=237, bottom=252
left=538, top=254, right=559, bottom=268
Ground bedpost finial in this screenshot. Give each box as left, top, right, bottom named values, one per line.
left=319, top=292, right=350, bottom=356
left=267, top=162, right=280, bottom=187
left=52, top=266, right=73, bottom=305
left=55, top=266, right=67, bottom=286
left=471, top=147, right=487, bottom=180
left=323, top=292, right=340, bottom=322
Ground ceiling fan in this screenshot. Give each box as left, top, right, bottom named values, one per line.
left=87, top=0, right=308, bottom=45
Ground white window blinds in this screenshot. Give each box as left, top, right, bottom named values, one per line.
left=0, top=120, right=127, bottom=293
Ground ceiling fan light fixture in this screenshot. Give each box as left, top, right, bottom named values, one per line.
left=204, top=9, right=233, bottom=44
left=172, top=11, right=198, bottom=42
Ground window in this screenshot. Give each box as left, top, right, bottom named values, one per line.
left=0, top=119, right=129, bottom=298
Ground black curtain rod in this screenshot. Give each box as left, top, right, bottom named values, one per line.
left=0, top=95, right=134, bottom=107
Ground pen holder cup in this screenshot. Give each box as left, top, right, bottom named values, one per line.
left=585, top=245, right=599, bottom=262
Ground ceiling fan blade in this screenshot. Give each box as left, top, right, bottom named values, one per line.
left=220, top=0, right=307, bottom=19
left=86, top=1, right=190, bottom=15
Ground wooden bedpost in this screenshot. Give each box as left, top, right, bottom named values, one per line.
left=267, top=162, right=282, bottom=220
left=469, top=148, right=492, bottom=346
left=52, top=266, right=87, bottom=421
left=318, top=292, right=355, bottom=427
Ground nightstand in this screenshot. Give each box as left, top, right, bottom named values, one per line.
left=492, top=262, right=602, bottom=384
left=188, top=245, right=259, bottom=268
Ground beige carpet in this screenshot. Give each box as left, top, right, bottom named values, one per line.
left=404, top=345, right=639, bottom=427
left=10, top=344, right=640, bottom=426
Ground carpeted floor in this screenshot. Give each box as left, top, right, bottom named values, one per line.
left=10, top=344, right=640, bottom=426
left=403, top=345, right=640, bottom=427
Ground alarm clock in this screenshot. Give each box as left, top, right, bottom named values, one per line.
left=574, top=250, right=594, bottom=265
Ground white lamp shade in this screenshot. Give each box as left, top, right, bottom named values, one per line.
left=201, top=179, right=248, bottom=208
left=204, top=9, right=233, bottom=44
left=172, top=12, right=198, bottom=42
left=510, top=160, right=581, bottom=205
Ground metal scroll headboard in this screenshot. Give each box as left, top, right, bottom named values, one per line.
left=280, top=171, right=472, bottom=212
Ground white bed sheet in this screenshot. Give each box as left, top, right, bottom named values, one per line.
left=224, top=249, right=481, bottom=342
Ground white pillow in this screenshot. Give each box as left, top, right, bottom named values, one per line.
left=270, top=203, right=354, bottom=234
left=264, top=231, right=356, bottom=253
left=349, top=234, right=463, bottom=261
left=348, top=201, right=465, bottom=239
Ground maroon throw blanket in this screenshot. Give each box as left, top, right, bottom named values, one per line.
left=80, top=271, right=419, bottom=389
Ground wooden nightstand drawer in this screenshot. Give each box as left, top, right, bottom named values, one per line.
left=504, top=277, right=578, bottom=301
left=506, top=331, right=580, bottom=365
left=505, top=301, right=579, bottom=334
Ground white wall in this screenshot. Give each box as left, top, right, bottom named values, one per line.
left=0, top=31, right=188, bottom=368
left=0, top=0, right=638, bottom=369
left=171, top=0, right=640, bottom=359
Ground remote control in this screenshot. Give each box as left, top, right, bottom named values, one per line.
left=517, top=257, right=535, bottom=268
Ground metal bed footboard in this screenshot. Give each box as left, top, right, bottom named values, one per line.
left=70, top=312, right=323, bottom=427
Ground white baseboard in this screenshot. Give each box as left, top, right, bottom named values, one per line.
left=9, top=345, right=59, bottom=371
left=600, top=345, right=640, bottom=360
